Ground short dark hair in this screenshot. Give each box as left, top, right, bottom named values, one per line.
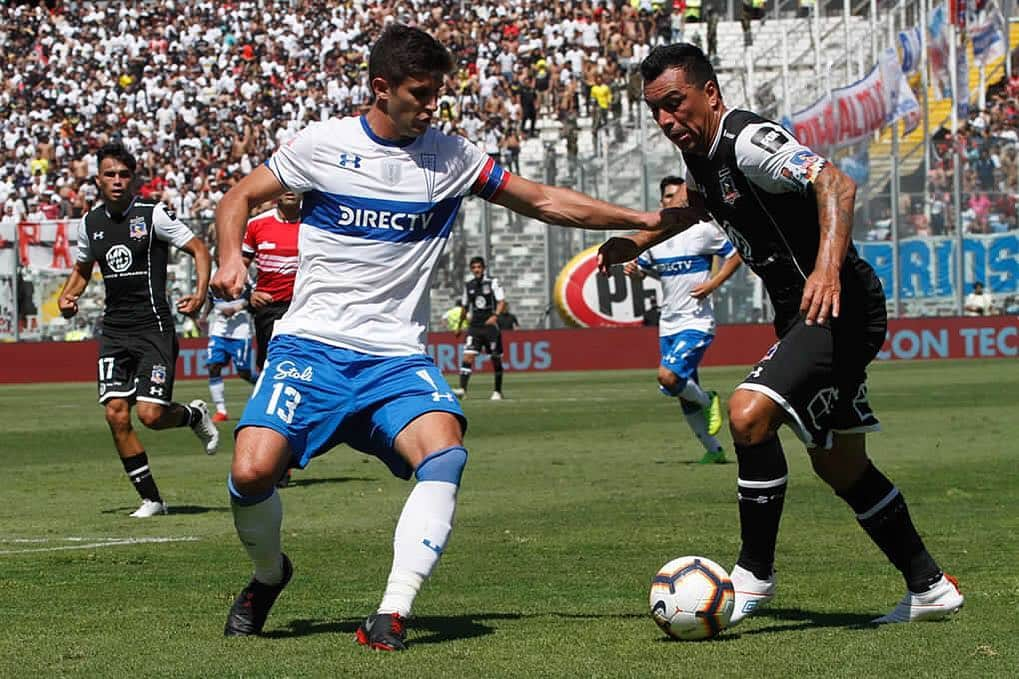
left=369, top=24, right=453, bottom=87
left=659, top=175, right=685, bottom=198
left=469, top=256, right=486, bottom=267
left=97, top=142, right=136, bottom=174
left=640, top=43, right=719, bottom=91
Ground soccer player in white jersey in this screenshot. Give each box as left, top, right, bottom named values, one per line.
left=204, top=277, right=256, bottom=422
left=625, top=176, right=741, bottom=464
left=212, top=25, right=665, bottom=650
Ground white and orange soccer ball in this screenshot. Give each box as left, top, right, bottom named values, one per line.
left=649, top=556, right=735, bottom=640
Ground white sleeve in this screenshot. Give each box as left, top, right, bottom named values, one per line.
left=75, top=218, right=94, bottom=264
left=264, top=122, right=321, bottom=193
left=734, top=121, right=828, bottom=194
left=152, top=203, right=196, bottom=248
left=491, top=277, right=506, bottom=302
left=694, top=222, right=737, bottom=259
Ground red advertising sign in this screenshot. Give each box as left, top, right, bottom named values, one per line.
left=0, top=317, right=1014, bottom=384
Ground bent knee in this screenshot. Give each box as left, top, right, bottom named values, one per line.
left=135, top=405, right=165, bottom=429
left=727, top=390, right=778, bottom=445
left=657, top=368, right=682, bottom=394
left=230, top=457, right=279, bottom=493
left=104, top=402, right=132, bottom=428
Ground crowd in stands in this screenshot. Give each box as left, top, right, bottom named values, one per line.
left=0, top=0, right=722, bottom=231
left=867, top=71, right=1019, bottom=240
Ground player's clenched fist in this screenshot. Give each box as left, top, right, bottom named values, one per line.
left=58, top=293, right=79, bottom=319
left=212, top=260, right=248, bottom=301
left=597, top=237, right=641, bottom=274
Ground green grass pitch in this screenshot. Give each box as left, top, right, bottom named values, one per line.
left=2, top=359, right=1017, bottom=677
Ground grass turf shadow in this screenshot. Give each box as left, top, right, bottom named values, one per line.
left=264, top=612, right=524, bottom=644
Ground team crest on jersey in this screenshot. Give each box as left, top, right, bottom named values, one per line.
left=420, top=153, right=437, bottom=201
left=129, top=216, right=148, bottom=239
left=718, top=168, right=741, bottom=205
left=382, top=160, right=402, bottom=185
left=150, top=364, right=167, bottom=385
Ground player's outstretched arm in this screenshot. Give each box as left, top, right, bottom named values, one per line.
left=177, top=236, right=212, bottom=316
left=802, top=164, right=856, bottom=326
left=491, top=174, right=660, bottom=231
left=57, top=262, right=93, bottom=319
left=213, top=166, right=286, bottom=300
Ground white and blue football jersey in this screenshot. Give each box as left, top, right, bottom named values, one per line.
left=637, top=221, right=736, bottom=336
left=264, top=116, right=508, bottom=356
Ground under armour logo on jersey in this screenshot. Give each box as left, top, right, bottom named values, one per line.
left=149, top=386, right=164, bottom=396
left=93, top=231, right=104, bottom=240
left=747, top=366, right=764, bottom=379
left=338, top=153, right=362, bottom=169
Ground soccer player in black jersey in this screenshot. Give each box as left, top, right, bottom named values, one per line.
left=453, top=256, right=507, bottom=400
left=599, top=44, right=962, bottom=624
left=57, top=142, right=219, bottom=518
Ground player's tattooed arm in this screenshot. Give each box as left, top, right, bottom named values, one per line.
left=802, top=164, right=856, bottom=326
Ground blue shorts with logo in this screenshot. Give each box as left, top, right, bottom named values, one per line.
left=207, top=336, right=252, bottom=372
left=237, top=335, right=466, bottom=479
left=659, top=329, right=714, bottom=384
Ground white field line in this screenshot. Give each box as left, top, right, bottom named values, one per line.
left=0, top=536, right=199, bottom=555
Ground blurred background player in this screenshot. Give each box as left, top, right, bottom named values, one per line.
left=453, top=256, right=507, bottom=400
left=242, top=192, right=301, bottom=374
left=625, top=175, right=741, bottom=464
left=204, top=274, right=256, bottom=422
left=57, top=142, right=218, bottom=518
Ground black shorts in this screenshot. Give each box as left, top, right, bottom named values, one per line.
left=253, top=300, right=291, bottom=371
left=97, top=329, right=179, bottom=406
left=738, top=316, right=886, bottom=449
left=464, top=325, right=503, bottom=356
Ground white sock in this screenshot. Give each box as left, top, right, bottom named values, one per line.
left=679, top=380, right=710, bottom=408
left=232, top=490, right=284, bottom=585
left=684, top=410, right=723, bottom=453
left=209, top=377, right=226, bottom=413
left=378, top=480, right=458, bottom=617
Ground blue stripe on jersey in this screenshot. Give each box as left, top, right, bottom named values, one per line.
left=359, top=116, right=416, bottom=148
left=477, top=163, right=506, bottom=199
left=302, top=189, right=462, bottom=243
left=637, top=256, right=652, bottom=268
left=651, top=255, right=712, bottom=276
left=717, top=241, right=735, bottom=257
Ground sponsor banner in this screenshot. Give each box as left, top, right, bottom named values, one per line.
left=554, top=245, right=662, bottom=327
left=1, top=318, right=1015, bottom=384
left=857, top=232, right=1018, bottom=298
left=0, top=221, right=77, bottom=274
left=787, top=48, right=917, bottom=149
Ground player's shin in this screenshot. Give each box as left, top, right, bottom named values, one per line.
left=209, top=376, right=226, bottom=414
left=122, top=451, right=162, bottom=503
left=228, top=475, right=285, bottom=585
left=458, top=364, right=472, bottom=390
left=735, top=437, right=788, bottom=579
left=378, top=446, right=468, bottom=617
left=492, top=356, right=504, bottom=393
left=682, top=400, right=722, bottom=453
left=837, top=462, right=943, bottom=593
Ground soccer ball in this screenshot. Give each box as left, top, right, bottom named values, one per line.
left=649, top=556, right=735, bottom=640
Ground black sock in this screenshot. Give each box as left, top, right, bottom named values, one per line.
left=459, top=364, right=471, bottom=390
left=735, top=437, right=788, bottom=580
left=838, top=462, right=942, bottom=593
left=121, top=452, right=162, bottom=503
left=492, top=357, right=503, bottom=392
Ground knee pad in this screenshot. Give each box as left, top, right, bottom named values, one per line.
left=415, top=446, right=468, bottom=486
left=227, top=474, right=275, bottom=506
